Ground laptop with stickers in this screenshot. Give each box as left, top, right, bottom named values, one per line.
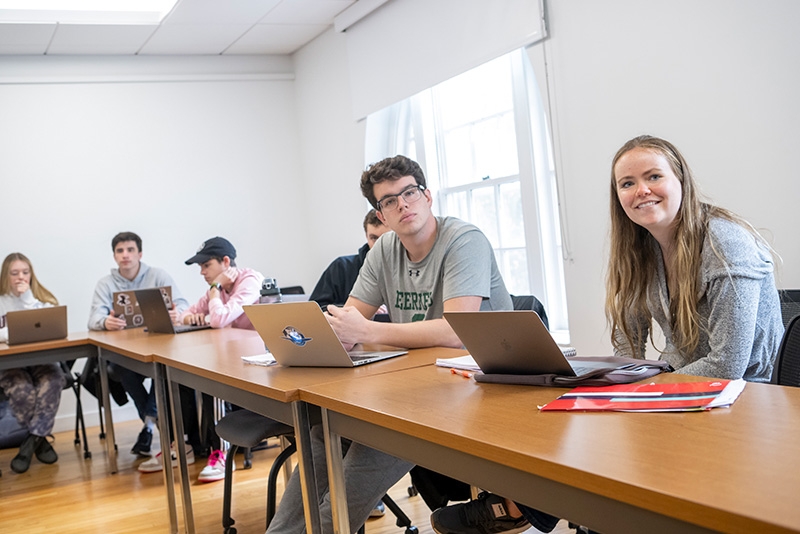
left=112, top=286, right=173, bottom=328
left=444, top=310, right=605, bottom=376
left=243, top=301, right=407, bottom=367
left=133, top=287, right=210, bottom=334
left=6, top=306, right=68, bottom=345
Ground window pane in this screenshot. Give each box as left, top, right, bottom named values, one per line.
left=444, top=191, right=468, bottom=221
left=500, top=248, right=530, bottom=295
left=471, top=187, right=499, bottom=247
left=436, top=55, right=514, bottom=128
left=498, top=182, right=525, bottom=248
left=443, top=113, right=518, bottom=186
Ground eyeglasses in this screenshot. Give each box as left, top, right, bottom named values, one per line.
left=376, top=184, right=426, bottom=211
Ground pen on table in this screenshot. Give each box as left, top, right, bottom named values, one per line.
left=450, top=368, right=473, bottom=379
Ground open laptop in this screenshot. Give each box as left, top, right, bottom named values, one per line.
left=133, top=287, right=210, bottom=334
left=444, top=310, right=605, bottom=376
left=6, top=306, right=68, bottom=345
left=113, top=286, right=173, bottom=328
left=243, top=301, right=407, bottom=367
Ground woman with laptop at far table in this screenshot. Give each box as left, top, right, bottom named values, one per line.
left=430, top=135, right=785, bottom=534
left=0, top=253, right=65, bottom=474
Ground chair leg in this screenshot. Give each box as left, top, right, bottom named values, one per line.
left=243, top=447, right=253, bottom=469
left=74, top=380, right=91, bottom=459
left=382, top=494, right=418, bottom=534
left=97, top=393, right=106, bottom=440
left=266, top=441, right=297, bottom=529
left=222, top=444, right=239, bottom=533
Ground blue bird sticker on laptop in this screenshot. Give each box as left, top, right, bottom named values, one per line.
left=282, top=326, right=312, bottom=346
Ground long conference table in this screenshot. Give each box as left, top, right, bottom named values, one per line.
left=3, top=328, right=800, bottom=534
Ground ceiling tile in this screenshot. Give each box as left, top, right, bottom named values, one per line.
left=0, top=22, right=55, bottom=54
left=259, top=0, right=355, bottom=24
left=140, top=23, right=253, bottom=55
left=164, top=0, right=283, bottom=25
left=225, top=22, right=327, bottom=54
left=47, top=24, right=158, bottom=55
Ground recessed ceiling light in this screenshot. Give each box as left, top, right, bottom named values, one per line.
left=0, top=0, right=179, bottom=24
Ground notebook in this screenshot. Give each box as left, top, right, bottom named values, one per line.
left=444, top=310, right=603, bottom=376
left=243, top=301, right=407, bottom=367
left=133, top=287, right=210, bottom=334
left=113, top=286, right=173, bottom=328
left=6, top=306, right=68, bottom=345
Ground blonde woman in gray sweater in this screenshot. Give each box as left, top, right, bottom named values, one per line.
left=607, top=135, right=783, bottom=382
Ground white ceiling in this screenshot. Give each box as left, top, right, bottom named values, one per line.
left=0, top=0, right=357, bottom=56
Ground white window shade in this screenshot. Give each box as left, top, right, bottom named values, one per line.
left=341, top=0, right=546, bottom=121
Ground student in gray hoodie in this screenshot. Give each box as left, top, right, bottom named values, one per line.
left=87, top=231, right=188, bottom=456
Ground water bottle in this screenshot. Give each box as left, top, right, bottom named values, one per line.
left=259, top=278, right=282, bottom=304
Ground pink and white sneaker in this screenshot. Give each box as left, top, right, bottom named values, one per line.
left=198, top=449, right=234, bottom=483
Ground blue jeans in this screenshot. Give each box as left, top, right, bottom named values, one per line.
left=267, top=424, right=413, bottom=534
left=111, top=364, right=156, bottom=422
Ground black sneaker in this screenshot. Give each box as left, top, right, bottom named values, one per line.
left=431, top=492, right=530, bottom=534
left=131, top=426, right=153, bottom=456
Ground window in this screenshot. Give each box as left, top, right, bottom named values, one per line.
left=366, top=49, right=569, bottom=338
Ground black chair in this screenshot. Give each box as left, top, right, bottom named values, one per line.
left=774, top=314, right=800, bottom=387
left=214, top=409, right=295, bottom=534
left=281, top=285, right=305, bottom=295
left=510, top=294, right=549, bottom=329
left=779, top=289, right=800, bottom=328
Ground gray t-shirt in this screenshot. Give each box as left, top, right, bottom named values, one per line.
left=350, top=216, right=512, bottom=323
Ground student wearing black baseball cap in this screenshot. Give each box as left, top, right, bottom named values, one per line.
left=139, top=236, right=264, bottom=481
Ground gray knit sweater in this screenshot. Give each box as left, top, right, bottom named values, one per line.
left=615, top=217, right=784, bottom=382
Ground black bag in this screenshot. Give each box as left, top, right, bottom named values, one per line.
left=0, top=397, right=27, bottom=450
left=79, top=357, right=130, bottom=407
left=410, top=466, right=472, bottom=511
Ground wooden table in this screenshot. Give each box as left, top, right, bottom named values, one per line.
left=154, top=338, right=457, bottom=534
left=302, top=366, right=800, bottom=534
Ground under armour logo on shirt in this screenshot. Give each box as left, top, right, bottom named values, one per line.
left=408, top=269, right=420, bottom=277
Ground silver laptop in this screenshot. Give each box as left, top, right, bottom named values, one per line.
left=244, top=301, right=407, bottom=367
left=6, top=306, right=68, bottom=345
left=134, top=287, right=210, bottom=334
left=444, top=310, right=604, bottom=376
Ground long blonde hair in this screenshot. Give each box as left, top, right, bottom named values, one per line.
left=1, top=253, right=58, bottom=305
left=605, top=135, right=760, bottom=356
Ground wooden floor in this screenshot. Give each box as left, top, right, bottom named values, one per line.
left=0, top=420, right=574, bottom=533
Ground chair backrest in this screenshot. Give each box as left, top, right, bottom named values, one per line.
left=510, top=294, right=549, bottom=330
left=281, top=285, right=305, bottom=295
left=779, top=289, right=800, bottom=328
left=774, top=314, right=800, bottom=387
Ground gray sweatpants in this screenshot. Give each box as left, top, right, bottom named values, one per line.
left=267, top=423, right=414, bottom=534
left=0, top=363, right=65, bottom=437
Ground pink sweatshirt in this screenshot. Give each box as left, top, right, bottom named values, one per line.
left=180, top=267, right=265, bottom=329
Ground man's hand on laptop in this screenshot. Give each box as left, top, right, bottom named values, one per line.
left=184, top=313, right=209, bottom=326
left=326, top=304, right=371, bottom=350
left=168, top=305, right=181, bottom=325
left=104, top=311, right=127, bottom=331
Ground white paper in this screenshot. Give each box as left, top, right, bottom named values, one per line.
left=241, top=352, right=276, bottom=366
left=435, top=354, right=480, bottom=372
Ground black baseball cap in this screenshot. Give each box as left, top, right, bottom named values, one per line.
left=185, top=237, right=237, bottom=265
